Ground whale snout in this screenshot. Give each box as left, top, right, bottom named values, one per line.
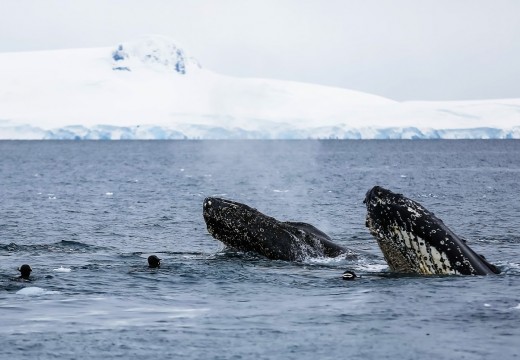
left=203, top=197, right=220, bottom=220
left=203, top=197, right=242, bottom=223
left=363, top=188, right=372, bottom=204
left=203, top=197, right=214, bottom=210
left=364, top=186, right=401, bottom=206
left=203, top=197, right=232, bottom=213
left=364, top=186, right=384, bottom=204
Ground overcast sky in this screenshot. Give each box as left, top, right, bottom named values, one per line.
left=1, top=0, right=519, bottom=101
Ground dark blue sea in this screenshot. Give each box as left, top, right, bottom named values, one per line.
left=1, top=140, right=519, bottom=359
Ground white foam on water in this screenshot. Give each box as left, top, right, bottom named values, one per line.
left=356, top=263, right=389, bottom=272
left=124, top=306, right=210, bottom=318
left=305, top=256, right=349, bottom=265
left=53, top=266, right=72, bottom=272
left=16, top=287, right=61, bottom=296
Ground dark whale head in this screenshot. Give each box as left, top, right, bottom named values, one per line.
left=364, top=186, right=500, bottom=275
left=203, top=197, right=294, bottom=259
left=203, top=197, right=258, bottom=232
left=203, top=197, right=348, bottom=261
left=203, top=197, right=264, bottom=244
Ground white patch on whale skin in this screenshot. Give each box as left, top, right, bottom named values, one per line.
left=402, top=229, right=412, bottom=249
left=423, top=245, right=456, bottom=275
left=407, top=206, right=422, bottom=218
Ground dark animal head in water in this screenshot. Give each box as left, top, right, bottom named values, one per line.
left=363, top=186, right=500, bottom=275
left=148, top=255, right=161, bottom=268
left=18, top=264, right=32, bottom=279
left=203, top=197, right=348, bottom=261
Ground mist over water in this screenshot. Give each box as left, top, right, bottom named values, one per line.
left=1, top=140, right=519, bottom=359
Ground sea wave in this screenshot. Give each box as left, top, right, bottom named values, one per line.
left=0, top=240, right=111, bottom=253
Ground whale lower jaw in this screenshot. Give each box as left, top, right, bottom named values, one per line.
left=376, top=227, right=459, bottom=275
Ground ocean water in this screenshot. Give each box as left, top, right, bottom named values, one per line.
left=1, top=140, right=519, bottom=359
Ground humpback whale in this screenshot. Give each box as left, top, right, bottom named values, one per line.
left=203, top=197, right=354, bottom=261
left=364, top=186, right=500, bottom=275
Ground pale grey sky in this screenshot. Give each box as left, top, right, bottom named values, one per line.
left=1, top=0, right=519, bottom=101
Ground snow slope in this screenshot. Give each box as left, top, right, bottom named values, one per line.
left=1, top=35, right=519, bottom=139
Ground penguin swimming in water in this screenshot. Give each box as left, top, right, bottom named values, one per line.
left=147, top=255, right=161, bottom=268
left=342, top=270, right=357, bottom=281
left=18, top=264, right=32, bottom=280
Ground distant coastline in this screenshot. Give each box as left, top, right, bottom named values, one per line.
left=1, top=36, right=519, bottom=140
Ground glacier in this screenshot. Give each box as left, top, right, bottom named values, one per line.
left=0, top=35, right=519, bottom=140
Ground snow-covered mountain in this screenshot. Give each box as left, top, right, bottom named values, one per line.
left=1, top=35, right=519, bottom=139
